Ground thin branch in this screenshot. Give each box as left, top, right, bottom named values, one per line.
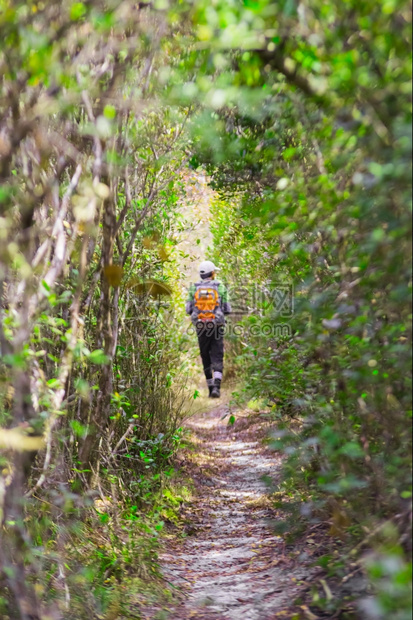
left=114, top=166, right=132, bottom=236
left=26, top=233, right=88, bottom=497
left=121, top=181, right=158, bottom=265
left=42, top=164, right=82, bottom=288
left=109, top=423, right=135, bottom=460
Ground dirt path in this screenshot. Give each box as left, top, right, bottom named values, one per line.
left=177, top=170, right=215, bottom=285
left=157, top=402, right=314, bottom=620
left=145, top=174, right=314, bottom=619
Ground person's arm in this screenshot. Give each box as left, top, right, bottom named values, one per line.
left=185, top=283, right=196, bottom=315
left=218, top=283, right=231, bottom=314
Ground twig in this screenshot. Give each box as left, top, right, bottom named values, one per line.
left=42, top=164, right=82, bottom=289
left=347, top=517, right=395, bottom=558
left=57, top=561, right=71, bottom=610
left=342, top=564, right=363, bottom=584
left=110, top=423, right=135, bottom=460
left=162, top=566, right=192, bottom=583
left=307, top=522, right=329, bottom=531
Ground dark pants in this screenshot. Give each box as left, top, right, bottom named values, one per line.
left=197, top=327, right=224, bottom=381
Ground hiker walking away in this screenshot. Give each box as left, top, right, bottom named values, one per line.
left=186, top=261, right=231, bottom=398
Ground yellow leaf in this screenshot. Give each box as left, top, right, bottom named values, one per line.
left=158, top=245, right=170, bottom=262
left=387, top=394, right=401, bottom=409
left=0, top=429, right=44, bottom=452
left=103, top=265, right=123, bottom=287
left=125, top=278, right=172, bottom=297
left=300, top=606, right=320, bottom=620
left=94, top=182, right=110, bottom=199
left=329, top=506, right=351, bottom=539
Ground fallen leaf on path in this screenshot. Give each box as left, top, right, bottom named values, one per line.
left=300, top=605, right=320, bottom=620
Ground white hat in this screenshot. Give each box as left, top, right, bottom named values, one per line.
left=199, top=260, right=220, bottom=276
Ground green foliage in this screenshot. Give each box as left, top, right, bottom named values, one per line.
left=187, top=0, right=412, bottom=614
left=0, top=0, right=411, bottom=617
left=362, top=549, right=412, bottom=620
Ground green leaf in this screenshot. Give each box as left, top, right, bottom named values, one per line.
left=41, top=280, right=51, bottom=296
left=338, top=442, right=365, bottom=459
left=47, top=378, right=60, bottom=388
left=88, top=349, right=109, bottom=365
left=70, top=2, right=86, bottom=21
left=70, top=420, right=88, bottom=438
left=103, top=104, right=116, bottom=119
left=2, top=353, right=26, bottom=368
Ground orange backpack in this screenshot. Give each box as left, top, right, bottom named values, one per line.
left=193, top=282, right=221, bottom=323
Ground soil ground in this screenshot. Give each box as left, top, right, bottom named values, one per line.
left=147, top=399, right=319, bottom=620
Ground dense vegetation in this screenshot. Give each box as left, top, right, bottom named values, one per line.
left=0, top=0, right=411, bottom=619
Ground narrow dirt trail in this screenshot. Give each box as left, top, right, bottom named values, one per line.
left=158, top=402, right=313, bottom=620
left=144, top=174, right=314, bottom=618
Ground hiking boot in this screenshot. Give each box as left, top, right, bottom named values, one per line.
left=210, top=378, right=221, bottom=398
left=210, top=385, right=220, bottom=398
left=206, top=379, right=215, bottom=398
